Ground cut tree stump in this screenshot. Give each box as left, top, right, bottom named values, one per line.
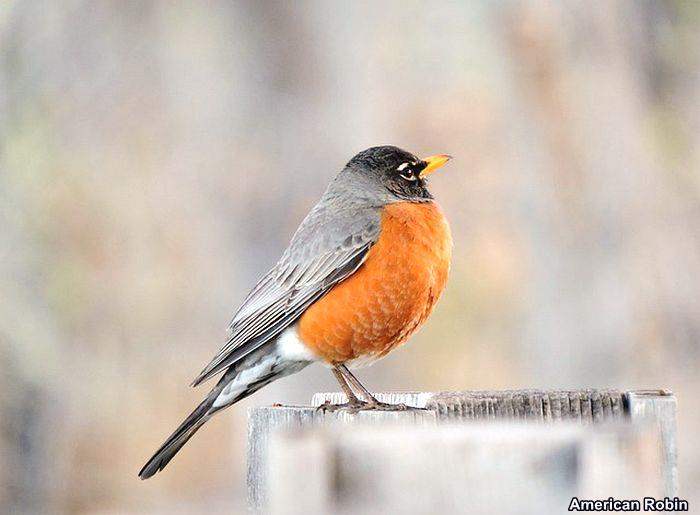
left=247, top=389, right=676, bottom=514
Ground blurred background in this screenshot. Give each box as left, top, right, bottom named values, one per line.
left=1, top=0, right=699, bottom=513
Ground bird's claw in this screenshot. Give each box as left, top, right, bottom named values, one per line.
left=316, top=399, right=366, bottom=414
left=316, top=400, right=424, bottom=413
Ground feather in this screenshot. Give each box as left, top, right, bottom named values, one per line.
left=191, top=203, right=381, bottom=387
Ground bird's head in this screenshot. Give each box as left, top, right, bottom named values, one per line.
left=343, top=145, right=451, bottom=203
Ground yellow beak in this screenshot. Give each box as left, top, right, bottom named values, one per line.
left=420, top=154, right=452, bottom=178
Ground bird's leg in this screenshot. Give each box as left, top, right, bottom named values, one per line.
left=337, top=365, right=414, bottom=412
left=316, top=366, right=367, bottom=413
left=331, top=366, right=364, bottom=405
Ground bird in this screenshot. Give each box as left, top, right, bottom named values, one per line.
left=139, top=145, right=453, bottom=479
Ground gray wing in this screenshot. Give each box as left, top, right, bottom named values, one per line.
left=191, top=204, right=381, bottom=387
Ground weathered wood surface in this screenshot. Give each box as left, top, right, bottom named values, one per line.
left=311, top=389, right=628, bottom=422
left=247, top=405, right=437, bottom=512
left=267, top=422, right=662, bottom=515
left=626, top=390, right=678, bottom=496
left=247, top=389, right=676, bottom=513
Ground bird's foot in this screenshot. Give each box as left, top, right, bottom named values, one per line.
left=316, top=399, right=424, bottom=413
left=363, top=400, right=429, bottom=412
left=316, top=399, right=367, bottom=414
left=365, top=400, right=409, bottom=411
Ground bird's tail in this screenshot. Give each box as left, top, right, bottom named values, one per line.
left=139, top=347, right=310, bottom=479
left=138, top=384, right=220, bottom=479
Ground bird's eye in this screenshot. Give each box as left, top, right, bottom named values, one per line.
left=397, top=162, right=418, bottom=181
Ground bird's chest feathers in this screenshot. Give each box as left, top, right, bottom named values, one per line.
left=370, top=201, right=452, bottom=288
left=298, top=201, right=452, bottom=364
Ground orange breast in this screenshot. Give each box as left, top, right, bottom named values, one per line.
left=298, top=201, right=452, bottom=365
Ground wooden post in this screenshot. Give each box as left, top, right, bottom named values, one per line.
left=247, top=406, right=437, bottom=511
left=247, top=389, right=676, bottom=513
left=625, top=390, right=678, bottom=496
left=268, top=422, right=662, bottom=515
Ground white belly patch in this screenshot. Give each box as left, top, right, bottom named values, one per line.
left=276, top=325, right=319, bottom=362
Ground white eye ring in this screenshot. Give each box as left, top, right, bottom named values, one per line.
left=397, top=161, right=419, bottom=181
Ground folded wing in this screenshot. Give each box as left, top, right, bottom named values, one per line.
left=191, top=204, right=381, bottom=386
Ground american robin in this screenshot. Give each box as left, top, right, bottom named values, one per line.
left=139, top=146, right=452, bottom=479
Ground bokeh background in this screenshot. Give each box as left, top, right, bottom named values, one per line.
left=1, top=1, right=699, bottom=513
